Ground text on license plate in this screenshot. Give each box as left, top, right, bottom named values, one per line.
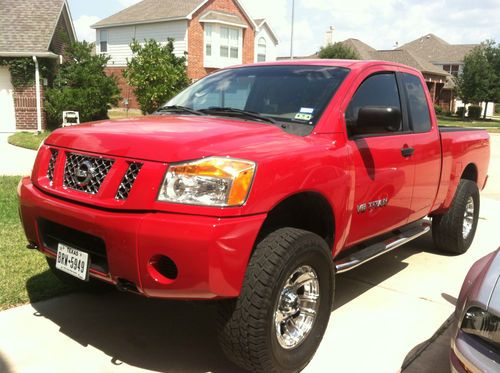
left=55, top=243, right=90, bottom=281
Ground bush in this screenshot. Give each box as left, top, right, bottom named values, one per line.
left=467, top=105, right=482, bottom=119
left=495, top=103, right=500, bottom=114
left=433, top=104, right=443, bottom=115
left=124, top=39, right=189, bottom=114
left=456, top=106, right=467, bottom=117
left=318, top=42, right=360, bottom=60
left=44, top=41, right=120, bottom=129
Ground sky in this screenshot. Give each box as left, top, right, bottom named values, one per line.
left=68, top=0, right=500, bottom=57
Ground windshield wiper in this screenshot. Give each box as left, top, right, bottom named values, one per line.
left=155, top=105, right=205, bottom=116
left=199, top=107, right=276, bottom=124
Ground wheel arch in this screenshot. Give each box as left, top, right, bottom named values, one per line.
left=256, top=191, right=335, bottom=249
left=461, top=163, right=478, bottom=184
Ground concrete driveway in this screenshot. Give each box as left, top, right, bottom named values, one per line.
left=0, top=134, right=37, bottom=176
left=0, top=134, right=499, bottom=373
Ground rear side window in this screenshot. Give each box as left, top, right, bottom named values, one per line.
left=345, top=73, right=402, bottom=134
left=402, top=73, right=431, bottom=132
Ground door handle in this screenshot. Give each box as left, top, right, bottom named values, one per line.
left=401, top=146, right=414, bottom=157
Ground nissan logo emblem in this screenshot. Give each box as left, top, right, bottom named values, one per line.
left=75, top=160, right=95, bottom=187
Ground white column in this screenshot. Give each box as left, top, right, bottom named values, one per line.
left=32, top=56, right=42, bottom=133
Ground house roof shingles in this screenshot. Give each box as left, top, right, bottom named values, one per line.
left=371, top=49, right=449, bottom=77
left=398, top=33, right=477, bottom=64
left=92, top=0, right=205, bottom=28
left=0, top=0, right=67, bottom=56
left=342, top=38, right=376, bottom=60
left=200, top=10, right=247, bottom=28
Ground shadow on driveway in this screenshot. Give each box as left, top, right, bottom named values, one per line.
left=25, top=233, right=438, bottom=372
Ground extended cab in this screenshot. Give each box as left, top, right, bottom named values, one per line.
left=19, top=60, right=490, bottom=372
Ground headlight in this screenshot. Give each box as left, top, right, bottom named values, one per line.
left=461, top=307, right=500, bottom=347
left=158, top=157, right=256, bottom=206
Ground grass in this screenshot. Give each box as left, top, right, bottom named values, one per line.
left=0, top=177, right=70, bottom=310
left=108, top=108, right=144, bottom=120
left=437, top=115, right=500, bottom=133
left=8, top=131, right=51, bottom=150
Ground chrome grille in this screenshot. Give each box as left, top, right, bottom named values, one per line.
left=115, top=162, right=142, bottom=200
left=63, top=153, right=114, bottom=194
left=47, top=149, right=58, bottom=183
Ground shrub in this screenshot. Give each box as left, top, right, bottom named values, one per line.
left=124, top=39, right=189, bottom=114
left=467, top=105, right=482, bottom=119
left=433, top=104, right=443, bottom=115
left=495, top=103, right=500, bottom=114
left=44, top=41, right=120, bottom=129
left=456, top=106, right=467, bottom=117
left=318, top=42, right=360, bottom=60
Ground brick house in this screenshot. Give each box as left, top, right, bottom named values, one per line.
left=91, top=0, right=278, bottom=109
left=0, top=0, right=76, bottom=132
left=341, top=34, right=492, bottom=114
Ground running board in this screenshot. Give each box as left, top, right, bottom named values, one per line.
left=334, top=221, right=431, bottom=274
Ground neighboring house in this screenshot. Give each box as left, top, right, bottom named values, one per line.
left=0, top=0, right=76, bottom=132
left=397, top=34, right=494, bottom=116
left=92, top=0, right=278, bottom=109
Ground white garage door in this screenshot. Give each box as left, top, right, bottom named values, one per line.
left=0, top=67, right=16, bottom=133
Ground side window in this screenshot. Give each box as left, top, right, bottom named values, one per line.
left=345, top=73, right=402, bottom=136
left=402, top=73, right=431, bottom=133
left=100, top=30, right=108, bottom=53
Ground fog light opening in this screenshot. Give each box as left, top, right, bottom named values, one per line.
left=148, top=255, right=178, bottom=284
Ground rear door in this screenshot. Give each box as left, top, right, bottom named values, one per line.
left=342, top=68, right=415, bottom=245
left=399, top=72, right=441, bottom=222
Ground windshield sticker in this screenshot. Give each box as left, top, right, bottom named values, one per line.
left=299, top=107, right=314, bottom=114
left=295, top=113, right=312, bottom=121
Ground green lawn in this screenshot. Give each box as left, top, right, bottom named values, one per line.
left=437, top=115, right=500, bottom=132
left=0, top=177, right=70, bottom=310
left=8, top=131, right=51, bottom=150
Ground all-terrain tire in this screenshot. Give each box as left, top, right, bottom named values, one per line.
left=432, top=179, right=480, bottom=254
left=216, top=227, right=334, bottom=373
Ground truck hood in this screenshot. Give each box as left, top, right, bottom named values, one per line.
left=45, top=115, right=303, bottom=162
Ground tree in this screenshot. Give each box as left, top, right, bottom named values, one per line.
left=124, top=38, right=189, bottom=114
left=456, top=41, right=500, bottom=119
left=318, top=42, right=360, bottom=60
left=44, top=41, right=120, bottom=128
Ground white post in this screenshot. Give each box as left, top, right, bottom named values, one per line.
left=290, top=0, right=295, bottom=59
left=32, top=56, right=42, bottom=133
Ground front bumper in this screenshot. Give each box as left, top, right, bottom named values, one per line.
left=19, top=177, right=266, bottom=299
left=451, top=330, right=500, bottom=373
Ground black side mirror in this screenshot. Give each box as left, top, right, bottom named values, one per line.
left=350, top=106, right=401, bottom=135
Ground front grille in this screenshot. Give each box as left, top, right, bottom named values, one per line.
left=63, top=153, right=114, bottom=194
left=38, top=219, right=108, bottom=273
left=115, top=162, right=142, bottom=200
left=47, top=149, right=58, bottom=183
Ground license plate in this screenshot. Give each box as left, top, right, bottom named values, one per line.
left=55, top=243, right=90, bottom=281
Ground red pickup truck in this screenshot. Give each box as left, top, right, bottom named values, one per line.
left=19, top=60, right=489, bottom=372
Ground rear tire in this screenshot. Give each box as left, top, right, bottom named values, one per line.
left=217, top=227, right=334, bottom=373
left=432, top=179, right=480, bottom=255
left=46, top=257, right=112, bottom=292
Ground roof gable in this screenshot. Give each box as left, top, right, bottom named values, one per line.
left=398, top=33, right=477, bottom=63
left=254, top=19, right=279, bottom=44
left=0, top=0, right=76, bottom=56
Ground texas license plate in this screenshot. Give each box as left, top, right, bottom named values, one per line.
left=55, top=243, right=90, bottom=281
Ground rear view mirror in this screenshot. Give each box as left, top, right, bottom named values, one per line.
left=350, top=106, right=401, bottom=135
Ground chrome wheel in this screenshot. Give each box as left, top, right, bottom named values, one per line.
left=463, top=196, right=474, bottom=239
left=274, top=265, right=320, bottom=349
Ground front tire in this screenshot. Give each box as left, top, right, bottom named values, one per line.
left=432, top=179, right=480, bottom=254
left=217, top=228, right=334, bottom=373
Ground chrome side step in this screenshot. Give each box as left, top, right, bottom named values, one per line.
left=334, top=221, right=431, bottom=274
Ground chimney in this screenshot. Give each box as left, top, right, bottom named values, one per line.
left=324, top=26, right=335, bottom=46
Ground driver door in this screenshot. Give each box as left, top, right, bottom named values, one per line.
left=343, top=70, right=415, bottom=246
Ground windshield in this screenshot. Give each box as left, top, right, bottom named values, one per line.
left=166, top=65, right=350, bottom=135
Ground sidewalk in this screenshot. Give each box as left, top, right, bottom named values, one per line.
left=0, top=134, right=37, bottom=176
left=1, top=197, right=499, bottom=373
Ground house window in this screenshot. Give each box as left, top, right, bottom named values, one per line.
left=205, top=24, right=212, bottom=56
left=257, top=37, right=266, bottom=62
left=100, top=30, right=108, bottom=53
left=220, top=26, right=239, bottom=59
left=442, top=64, right=459, bottom=77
